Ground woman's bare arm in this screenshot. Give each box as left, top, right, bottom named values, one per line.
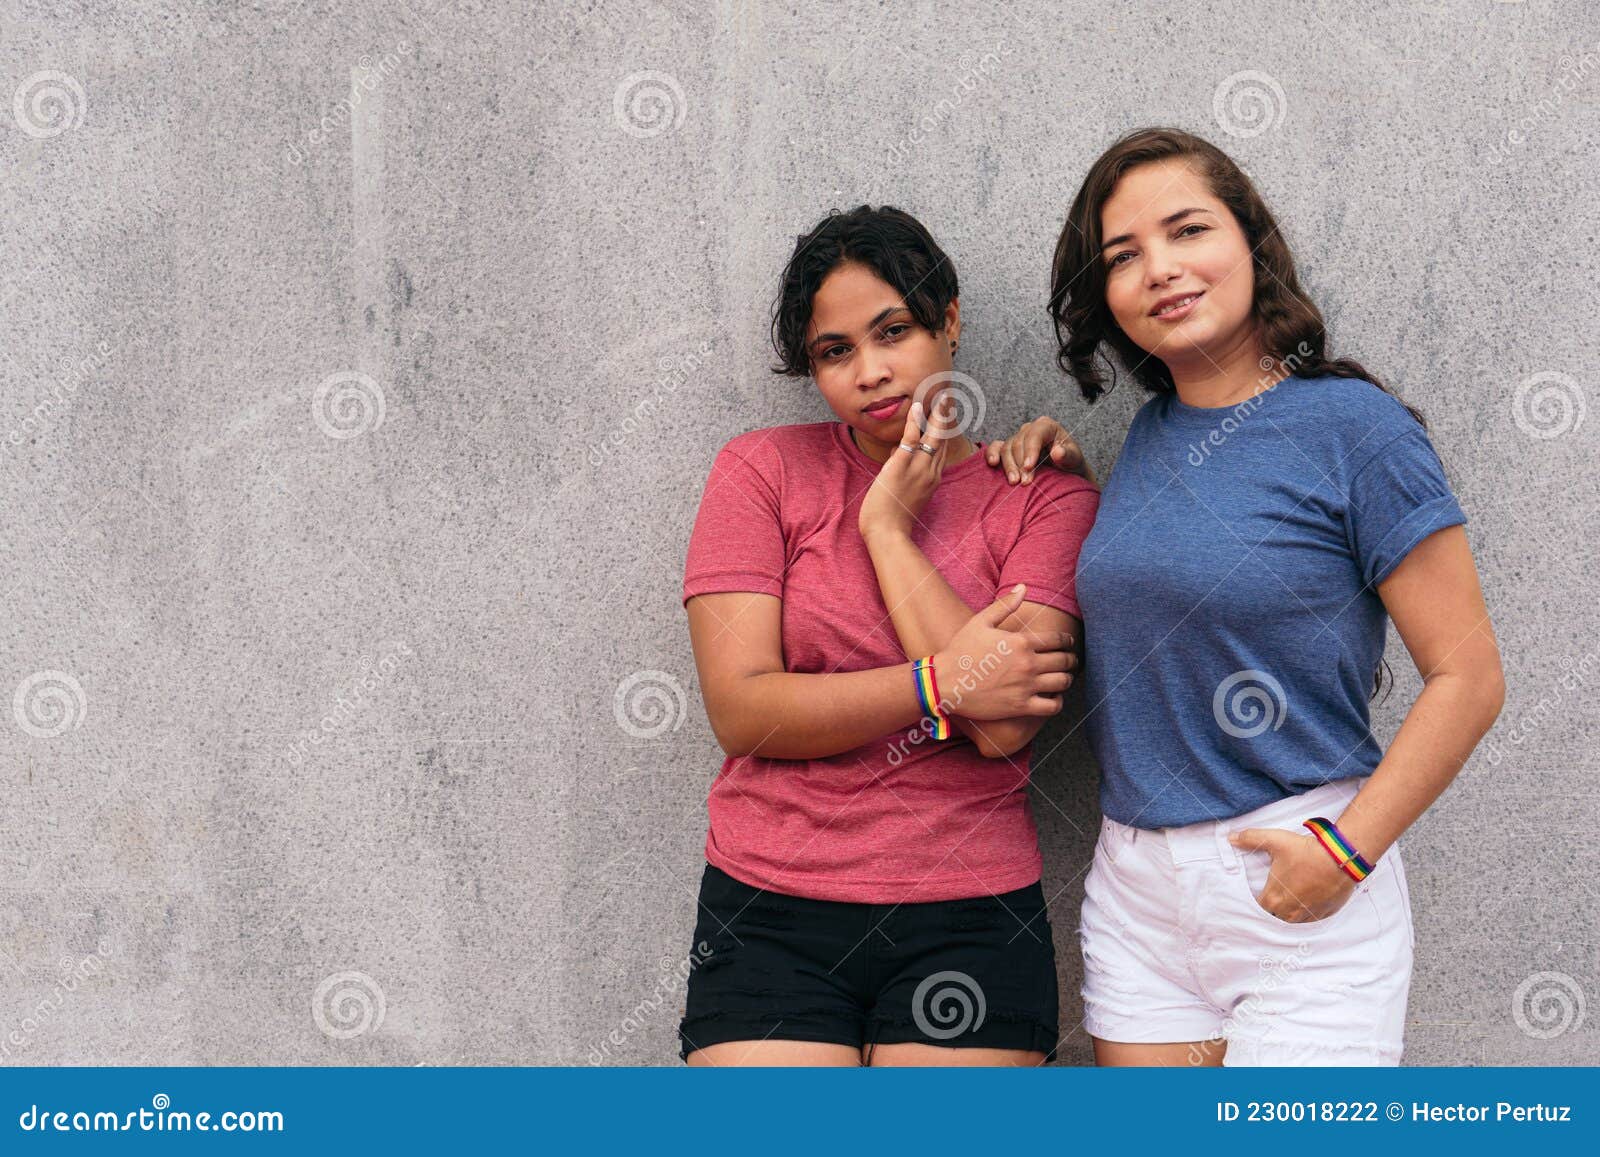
left=861, top=529, right=1079, bottom=758
left=1330, top=525, right=1506, bottom=859
left=686, top=586, right=1069, bottom=761
left=687, top=592, right=924, bottom=759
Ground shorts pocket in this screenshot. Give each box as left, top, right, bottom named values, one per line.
left=1236, top=846, right=1374, bottom=930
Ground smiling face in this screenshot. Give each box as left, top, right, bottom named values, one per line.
left=1098, top=158, right=1260, bottom=377
left=805, top=260, right=962, bottom=461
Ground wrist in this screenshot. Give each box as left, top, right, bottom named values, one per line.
left=860, top=522, right=912, bottom=550
left=1327, top=807, right=1395, bottom=862
left=1302, top=815, right=1380, bottom=882
left=912, top=654, right=953, bottom=739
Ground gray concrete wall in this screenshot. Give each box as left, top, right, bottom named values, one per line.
left=1, top=1, right=1595, bottom=1066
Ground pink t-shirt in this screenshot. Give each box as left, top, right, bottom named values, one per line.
left=682, top=421, right=1100, bottom=903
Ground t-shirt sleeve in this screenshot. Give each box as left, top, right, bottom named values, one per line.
left=1346, top=426, right=1468, bottom=588
left=996, top=476, right=1101, bottom=619
left=682, top=440, right=786, bottom=605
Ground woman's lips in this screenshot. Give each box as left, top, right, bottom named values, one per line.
left=863, top=396, right=906, bottom=420
left=1151, top=292, right=1203, bottom=322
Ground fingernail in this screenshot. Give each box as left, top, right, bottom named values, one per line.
left=1008, top=472, right=1017, bottom=482
left=1024, top=456, right=1034, bottom=468
left=1021, top=472, right=1031, bottom=483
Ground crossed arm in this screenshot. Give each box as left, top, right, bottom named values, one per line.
left=685, top=591, right=931, bottom=760
left=686, top=579, right=1074, bottom=762
left=860, top=531, right=1080, bottom=759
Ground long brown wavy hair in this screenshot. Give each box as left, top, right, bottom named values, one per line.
left=1049, top=127, right=1424, bottom=701
left=1047, top=126, right=1425, bottom=429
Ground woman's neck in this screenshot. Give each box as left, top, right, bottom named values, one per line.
left=851, top=424, right=976, bottom=467
left=1168, top=330, right=1284, bottom=409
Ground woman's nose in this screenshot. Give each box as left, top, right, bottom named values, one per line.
left=855, top=347, right=891, bottom=389
left=1145, top=242, right=1182, bottom=287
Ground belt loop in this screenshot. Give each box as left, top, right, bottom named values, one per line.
left=1216, top=822, right=1240, bottom=873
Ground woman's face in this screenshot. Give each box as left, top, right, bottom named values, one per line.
left=805, top=261, right=960, bottom=453
left=1098, top=158, right=1258, bottom=374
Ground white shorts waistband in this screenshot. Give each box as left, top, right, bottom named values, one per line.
left=1103, top=776, right=1369, bottom=868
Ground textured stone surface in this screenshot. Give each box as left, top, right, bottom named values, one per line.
left=1, top=1, right=1595, bottom=1066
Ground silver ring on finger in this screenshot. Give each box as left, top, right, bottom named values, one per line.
left=898, top=441, right=919, bottom=454
left=917, top=442, right=937, bottom=455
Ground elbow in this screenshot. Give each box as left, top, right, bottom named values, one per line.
left=709, top=720, right=756, bottom=759
left=970, top=723, right=1030, bottom=760
left=1481, top=661, right=1507, bottom=724
left=1426, top=656, right=1506, bottom=731
left=702, top=702, right=755, bottom=759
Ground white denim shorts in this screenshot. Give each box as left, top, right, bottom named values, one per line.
left=1079, top=775, right=1415, bottom=1066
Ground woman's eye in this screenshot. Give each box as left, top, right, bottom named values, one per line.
left=823, top=344, right=850, bottom=360
left=1177, top=223, right=1208, bottom=238
left=882, top=324, right=909, bottom=339
left=1107, top=251, right=1134, bottom=268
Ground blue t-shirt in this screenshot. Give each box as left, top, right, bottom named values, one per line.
left=1076, top=374, right=1468, bottom=828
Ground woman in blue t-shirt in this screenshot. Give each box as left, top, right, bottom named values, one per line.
left=986, top=127, right=1505, bottom=1066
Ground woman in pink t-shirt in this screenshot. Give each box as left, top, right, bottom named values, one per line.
left=676, top=206, right=1100, bottom=1066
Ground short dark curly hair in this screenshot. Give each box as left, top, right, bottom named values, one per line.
left=770, top=205, right=958, bottom=377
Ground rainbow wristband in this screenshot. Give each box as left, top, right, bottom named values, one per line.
left=912, top=656, right=952, bottom=740
left=1302, top=816, right=1375, bottom=881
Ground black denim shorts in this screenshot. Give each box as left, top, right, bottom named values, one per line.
left=678, top=863, right=1059, bottom=1063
